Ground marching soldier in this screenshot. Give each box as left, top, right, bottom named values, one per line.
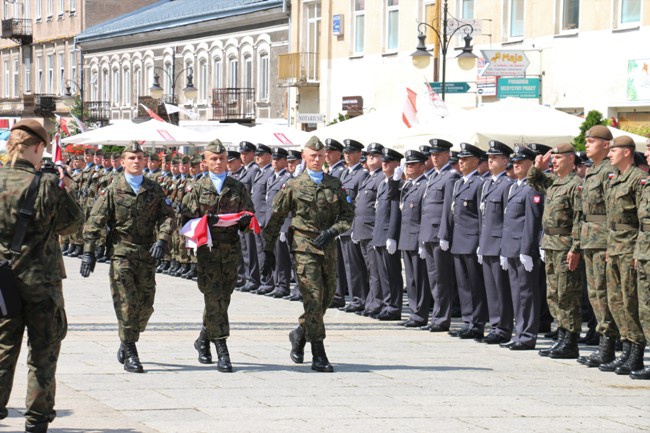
left=528, top=143, right=583, bottom=359
left=262, top=136, right=354, bottom=372
left=80, top=141, right=174, bottom=373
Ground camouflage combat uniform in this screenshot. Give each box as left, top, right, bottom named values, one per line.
left=182, top=174, right=254, bottom=340
left=528, top=167, right=583, bottom=333
left=0, top=159, right=84, bottom=430
left=263, top=171, right=354, bottom=342
left=635, top=177, right=650, bottom=345
left=606, top=166, right=647, bottom=345
left=83, top=174, right=174, bottom=343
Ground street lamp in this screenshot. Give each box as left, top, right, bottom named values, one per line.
left=410, top=0, right=478, bottom=100
left=149, top=66, right=198, bottom=101
left=62, top=79, right=82, bottom=108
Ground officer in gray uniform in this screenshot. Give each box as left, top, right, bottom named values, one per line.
left=227, top=150, right=245, bottom=286
left=478, top=140, right=515, bottom=344
left=250, top=144, right=275, bottom=294
left=285, top=150, right=303, bottom=301
left=237, top=141, right=260, bottom=292
left=419, top=139, right=460, bottom=332
left=338, top=139, right=369, bottom=312
left=399, top=150, right=430, bottom=327
left=373, top=147, right=404, bottom=321
left=439, top=143, right=488, bottom=340
left=265, top=147, right=293, bottom=298
left=324, top=138, right=348, bottom=308
left=352, top=142, right=386, bottom=317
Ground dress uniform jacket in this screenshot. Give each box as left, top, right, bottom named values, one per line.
left=238, top=162, right=259, bottom=193
left=352, top=168, right=384, bottom=241
left=419, top=164, right=459, bottom=244
left=339, top=163, right=367, bottom=236
left=266, top=169, right=293, bottom=292
left=252, top=164, right=274, bottom=227
left=328, top=160, right=346, bottom=179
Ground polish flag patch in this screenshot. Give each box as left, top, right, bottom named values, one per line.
left=533, top=195, right=542, bottom=204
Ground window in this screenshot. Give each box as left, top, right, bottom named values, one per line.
left=36, top=56, right=42, bottom=92
left=90, top=71, right=98, bottom=100
left=13, top=59, right=19, bottom=97
left=102, top=69, right=109, bottom=101
left=3, top=2, right=8, bottom=19
left=135, top=68, right=141, bottom=101
left=243, top=55, right=252, bottom=89
left=145, top=65, right=152, bottom=91
left=213, top=58, right=223, bottom=88
left=305, top=2, right=320, bottom=81
left=199, top=59, right=208, bottom=102
left=386, top=0, right=399, bottom=51
left=58, top=53, right=64, bottom=95
left=124, top=68, right=131, bottom=105
left=164, top=62, right=173, bottom=96
left=4, top=61, right=9, bottom=98
left=24, top=56, right=31, bottom=93
left=228, top=57, right=238, bottom=88
left=70, top=0, right=77, bottom=14
left=559, top=0, right=579, bottom=31
left=58, top=0, right=64, bottom=16
left=70, top=52, right=77, bottom=86
left=508, top=0, right=525, bottom=38
left=619, top=0, right=641, bottom=25
left=353, top=0, right=365, bottom=54
left=24, top=0, right=30, bottom=19
left=258, top=53, right=269, bottom=101
left=47, top=54, right=54, bottom=93
left=461, top=0, right=475, bottom=18
left=423, top=1, right=437, bottom=43
left=36, top=0, right=41, bottom=20
left=112, top=68, right=120, bottom=106
left=47, top=0, right=53, bottom=18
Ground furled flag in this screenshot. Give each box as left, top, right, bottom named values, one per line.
left=54, top=113, right=70, bottom=136
left=180, top=214, right=213, bottom=252
left=53, top=132, right=63, bottom=164
left=140, top=103, right=165, bottom=122
left=424, top=81, right=449, bottom=117
left=164, top=102, right=200, bottom=120
left=70, top=113, right=88, bottom=133
left=213, top=211, right=261, bottom=234
left=402, top=87, right=418, bottom=128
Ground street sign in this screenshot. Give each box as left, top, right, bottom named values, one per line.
left=497, top=77, right=540, bottom=99
left=481, top=50, right=530, bottom=76
left=297, top=113, right=325, bottom=123
left=428, top=81, right=470, bottom=94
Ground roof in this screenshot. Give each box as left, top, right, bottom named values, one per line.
left=77, top=0, right=284, bottom=42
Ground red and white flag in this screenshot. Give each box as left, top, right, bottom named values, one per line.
left=140, top=103, right=166, bottom=122
left=53, top=132, right=63, bottom=164
left=54, top=114, right=70, bottom=136
left=424, top=81, right=449, bottom=116
left=402, top=87, right=418, bottom=128
left=180, top=215, right=213, bottom=252
left=70, top=113, right=88, bottom=133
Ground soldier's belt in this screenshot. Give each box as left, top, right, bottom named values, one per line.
left=114, top=234, right=155, bottom=245
left=584, top=215, right=607, bottom=223
left=641, top=223, right=650, bottom=232
left=610, top=223, right=638, bottom=231
left=545, top=227, right=572, bottom=235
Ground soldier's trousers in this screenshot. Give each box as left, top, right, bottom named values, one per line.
left=636, top=259, right=650, bottom=342
left=372, top=245, right=403, bottom=315
left=507, top=257, right=541, bottom=346
left=294, top=249, right=336, bottom=342
left=332, top=237, right=348, bottom=305
left=544, top=249, right=582, bottom=333
left=424, top=241, right=453, bottom=327
left=359, top=239, right=381, bottom=313
left=110, top=255, right=156, bottom=343
left=607, top=253, right=645, bottom=344
left=482, top=255, right=513, bottom=338
left=583, top=249, right=617, bottom=336
left=0, top=284, right=67, bottom=427
left=403, top=249, right=431, bottom=323
left=197, top=241, right=241, bottom=340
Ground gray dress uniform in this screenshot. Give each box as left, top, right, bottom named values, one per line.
left=419, top=158, right=460, bottom=330
left=339, top=158, right=369, bottom=311
left=399, top=151, right=431, bottom=325
left=227, top=153, right=245, bottom=285
left=266, top=165, right=293, bottom=296
left=251, top=154, right=275, bottom=293
left=352, top=154, right=385, bottom=314
left=502, top=156, right=544, bottom=348
left=237, top=145, right=260, bottom=290
left=439, top=145, right=488, bottom=337
left=325, top=140, right=348, bottom=307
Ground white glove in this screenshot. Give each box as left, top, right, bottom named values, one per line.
left=520, top=254, right=533, bottom=272
left=386, top=238, right=397, bottom=255
left=351, top=232, right=359, bottom=244
left=279, top=232, right=287, bottom=243
left=440, top=240, right=449, bottom=251
left=392, top=163, right=404, bottom=181
left=477, top=247, right=483, bottom=265
left=500, top=256, right=508, bottom=271
left=539, top=248, right=545, bottom=262
left=418, top=246, right=426, bottom=260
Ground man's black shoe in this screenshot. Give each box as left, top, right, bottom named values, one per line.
left=377, top=311, right=401, bottom=321
left=509, top=342, right=535, bottom=351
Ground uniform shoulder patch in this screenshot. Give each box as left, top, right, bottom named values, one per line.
left=642, top=178, right=648, bottom=185
left=608, top=173, right=615, bottom=179
left=281, top=183, right=287, bottom=190
left=533, top=195, right=542, bottom=204
left=577, top=185, right=583, bottom=191
left=186, top=185, right=193, bottom=192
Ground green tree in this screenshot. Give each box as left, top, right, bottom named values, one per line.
left=573, top=110, right=609, bottom=151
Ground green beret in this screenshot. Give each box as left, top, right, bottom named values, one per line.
left=181, top=156, right=190, bottom=165
left=95, top=149, right=104, bottom=156
left=610, top=135, right=635, bottom=150
left=84, top=148, right=96, bottom=156
left=551, top=143, right=575, bottom=154
left=205, top=139, right=226, bottom=154
left=149, top=153, right=161, bottom=162
left=164, top=155, right=173, bottom=163
left=111, top=152, right=121, bottom=160
left=586, top=125, right=613, bottom=141
left=304, top=136, right=324, bottom=151
left=171, top=157, right=180, bottom=165
left=190, top=155, right=202, bottom=166
left=74, top=155, right=85, bottom=161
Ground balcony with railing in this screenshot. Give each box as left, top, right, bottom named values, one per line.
left=137, top=95, right=179, bottom=123
left=83, top=101, right=110, bottom=126
left=211, top=88, right=255, bottom=123
left=277, top=52, right=319, bottom=87
left=1, top=19, right=32, bottom=45
left=34, top=94, right=56, bottom=116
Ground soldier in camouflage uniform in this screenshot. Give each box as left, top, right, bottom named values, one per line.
left=0, top=120, right=84, bottom=433
left=60, top=155, right=85, bottom=253
left=80, top=141, right=174, bottom=373
left=182, top=140, right=255, bottom=373
left=598, top=136, right=647, bottom=375
left=632, top=146, right=650, bottom=380
left=528, top=143, right=583, bottom=359
left=577, top=125, right=618, bottom=367
left=146, top=153, right=162, bottom=180
left=65, top=148, right=96, bottom=257
left=262, top=136, right=354, bottom=372
left=171, top=156, right=191, bottom=277
left=180, top=155, right=204, bottom=280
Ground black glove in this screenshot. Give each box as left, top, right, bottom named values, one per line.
left=262, top=251, right=276, bottom=276
left=239, top=214, right=252, bottom=230
left=80, top=252, right=96, bottom=278
left=149, top=240, right=167, bottom=260
left=314, top=228, right=338, bottom=249
left=208, top=213, right=220, bottom=226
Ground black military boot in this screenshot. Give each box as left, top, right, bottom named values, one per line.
left=174, top=263, right=190, bottom=277
left=123, top=342, right=144, bottom=373
left=549, top=331, right=579, bottom=359
left=96, top=246, right=107, bottom=263
left=578, top=328, right=598, bottom=345
left=194, top=327, right=212, bottom=364
left=24, top=421, right=49, bottom=433
left=615, top=342, right=645, bottom=375
left=183, top=264, right=197, bottom=279
left=62, top=242, right=75, bottom=256
left=164, top=260, right=178, bottom=275
left=581, top=334, right=616, bottom=367
left=214, top=339, right=233, bottom=372
left=630, top=365, right=650, bottom=380
left=289, top=326, right=306, bottom=364
left=599, top=341, right=631, bottom=372
left=117, top=341, right=126, bottom=364
left=539, top=328, right=565, bottom=357
left=156, top=260, right=170, bottom=273
left=68, top=245, right=83, bottom=258
left=311, top=341, right=334, bottom=372
left=61, top=240, right=69, bottom=253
